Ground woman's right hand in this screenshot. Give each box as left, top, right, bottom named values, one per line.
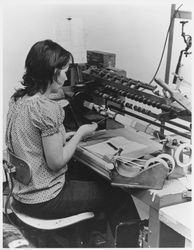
left=77, top=123, right=98, bottom=139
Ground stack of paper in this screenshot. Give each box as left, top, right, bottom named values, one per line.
left=84, top=136, right=147, bottom=158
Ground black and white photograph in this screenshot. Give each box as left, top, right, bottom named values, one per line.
left=1, top=0, right=193, bottom=248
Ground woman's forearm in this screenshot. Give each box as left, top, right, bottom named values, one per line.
left=62, top=131, right=82, bottom=165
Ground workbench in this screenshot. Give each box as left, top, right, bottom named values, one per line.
left=159, top=201, right=192, bottom=247
left=132, top=178, right=191, bottom=247
left=74, top=127, right=191, bottom=247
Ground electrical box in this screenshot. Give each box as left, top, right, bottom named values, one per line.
left=87, top=50, right=116, bottom=67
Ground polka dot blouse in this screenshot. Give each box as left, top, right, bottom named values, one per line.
left=5, top=94, right=67, bottom=204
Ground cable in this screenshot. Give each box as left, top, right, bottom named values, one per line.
left=144, top=157, right=169, bottom=170
left=114, top=156, right=146, bottom=162
left=115, top=158, right=144, bottom=168
left=157, top=153, right=175, bottom=175
left=148, top=4, right=183, bottom=85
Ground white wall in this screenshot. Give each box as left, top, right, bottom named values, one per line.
left=2, top=0, right=193, bottom=148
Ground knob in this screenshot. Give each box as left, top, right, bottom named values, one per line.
left=133, top=105, right=138, bottom=111
left=155, top=102, right=162, bottom=109
left=115, top=80, right=121, bottom=84
left=130, top=94, right=135, bottom=100
left=141, top=108, right=146, bottom=114
left=121, top=91, right=127, bottom=96
left=127, top=82, right=133, bottom=87
left=125, top=103, right=133, bottom=109
left=137, top=96, right=144, bottom=102
left=136, top=106, right=142, bottom=112
left=144, top=110, right=151, bottom=115
left=135, top=82, right=141, bottom=88
left=134, top=95, right=139, bottom=101
left=120, top=100, right=125, bottom=105
left=102, top=94, right=108, bottom=99
left=116, top=99, right=121, bottom=104
left=142, top=98, right=147, bottom=104
left=146, top=99, right=152, bottom=105
left=151, top=101, right=157, bottom=107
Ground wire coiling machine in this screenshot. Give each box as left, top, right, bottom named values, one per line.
left=67, top=65, right=192, bottom=189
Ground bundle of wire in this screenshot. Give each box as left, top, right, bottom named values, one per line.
left=113, top=154, right=175, bottom=177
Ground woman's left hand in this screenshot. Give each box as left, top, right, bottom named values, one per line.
left=66, top=131, right=76, bottom=141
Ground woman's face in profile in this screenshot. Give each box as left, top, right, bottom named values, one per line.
left=51, top=64, right=70, bottom=93
left=57, top=65, right=69, bottom=86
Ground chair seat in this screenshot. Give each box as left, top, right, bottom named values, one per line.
left=11, top=200, right=94, bottom=230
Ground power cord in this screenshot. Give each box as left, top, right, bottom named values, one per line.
left=148, top=4, right=183, bottom=85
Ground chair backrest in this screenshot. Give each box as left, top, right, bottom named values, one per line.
left=3, top=149, right=32, bottom=225
left=5, top=149, right=32, bottom=186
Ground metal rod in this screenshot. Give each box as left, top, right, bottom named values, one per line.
left=166, top=120, right=191, bottom=131
left=109, top=105, right=191, bottom=139
left=96, top=116, right=109, bottom=125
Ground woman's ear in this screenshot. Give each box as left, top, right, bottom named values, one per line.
left=53, top=68, right=59, bottom=82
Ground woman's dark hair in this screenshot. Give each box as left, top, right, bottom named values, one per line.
left=12, top=40, right=73, bottom=101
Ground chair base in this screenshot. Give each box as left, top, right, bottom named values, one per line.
left=11, top=200, right=94, bottom=230
left=15, top=218, right=92, bottom=248
left=5, top=212, right=115, bottom=248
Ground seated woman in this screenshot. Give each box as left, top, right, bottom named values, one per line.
left=5, top=39, right=139, bottom=241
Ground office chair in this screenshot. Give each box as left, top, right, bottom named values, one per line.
left=3, top=149, right=95, bottom=247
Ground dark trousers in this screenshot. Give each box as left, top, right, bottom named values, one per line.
left=16, top=162, right=139, bottom=236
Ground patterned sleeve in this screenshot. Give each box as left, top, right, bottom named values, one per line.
left=30, top=98, right=65, bottom=137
